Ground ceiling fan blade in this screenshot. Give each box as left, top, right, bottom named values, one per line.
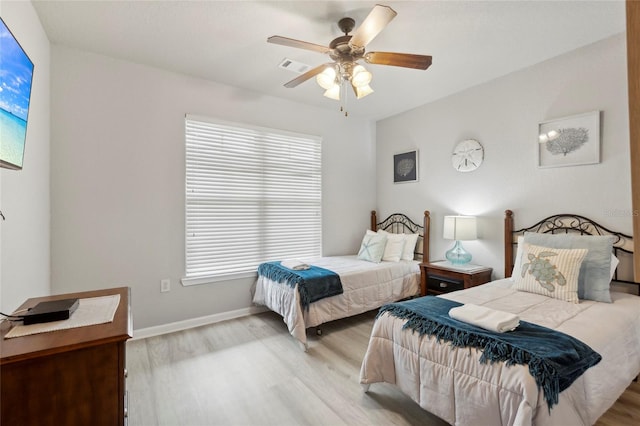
left=348, top=5, right=397, bottom=49
left=283, top=63, right=333, bottom=88
left=267, top=36, right=330, bottom=54
left=365, top=51, right=433, bottom=70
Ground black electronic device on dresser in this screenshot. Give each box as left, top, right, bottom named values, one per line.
left=420, top=261, right=492, bottom=296
left=21, top=298, right=79, bottom=325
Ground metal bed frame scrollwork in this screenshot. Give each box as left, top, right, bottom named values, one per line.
left=370, top=210, right=430, bottom=262
left=504, top=209, right=639, bottom=295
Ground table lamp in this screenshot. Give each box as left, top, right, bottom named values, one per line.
left=443, top=215, right=477, bottom=265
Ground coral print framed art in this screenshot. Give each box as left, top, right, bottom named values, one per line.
left=538, top=111, right=600, bottom=168
left=394, top=150, right=418, bottom=183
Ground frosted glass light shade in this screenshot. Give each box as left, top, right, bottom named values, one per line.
left=354, top=84, right=374, bottom=99
left=316, top=67, right=337, bottom=90
left=351, top=65, right=372, bottom=87
left=443, top=216, right=477, bottom=241
left=323, top=84, right=340, bottom=100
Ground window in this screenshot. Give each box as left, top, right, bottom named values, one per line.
left=183, top=115, right=322, bottom=285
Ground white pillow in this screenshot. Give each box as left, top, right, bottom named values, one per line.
left=610, top=254, right=619, bottom=281
left=401, top=233, right=420, bottom=261
left=510, top=236, right=525, bottom=278
left=378, top=229, right=420, bottom=261
left=381, top=233, right=405, bottom=262
left=357, top=232, right=387, bottom=263
left=513, top=243, right=587, bottom=303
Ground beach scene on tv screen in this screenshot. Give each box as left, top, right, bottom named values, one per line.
left=0, top=18, right=34, bottom=169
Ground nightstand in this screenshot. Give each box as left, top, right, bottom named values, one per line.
left=420, top=261, right=492, bottom=296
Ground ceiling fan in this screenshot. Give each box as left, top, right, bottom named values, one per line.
left=268, top=4, right=432, bottom=110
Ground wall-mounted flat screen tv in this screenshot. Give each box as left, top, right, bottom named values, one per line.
left=0, top=16, right=34, bottom=170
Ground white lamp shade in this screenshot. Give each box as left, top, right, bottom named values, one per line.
left=351, top=65, right=372, bottom=87
left=323, top=84, right=341, bottom=100
left=316, top=67, right=337, bottom=90
left=354, top=84, right=374, bottom=99
left=443, top=216, right=477, bottom=241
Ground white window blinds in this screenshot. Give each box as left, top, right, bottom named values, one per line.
left=183, top=115, right=322, bottom=285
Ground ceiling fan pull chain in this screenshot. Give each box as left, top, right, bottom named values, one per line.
left=342, top=82, right=348, bottom=117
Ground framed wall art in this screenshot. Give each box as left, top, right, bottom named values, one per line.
left=538, top=111, right=600, bottom=168
left=394, top=150, right=418, bottom=183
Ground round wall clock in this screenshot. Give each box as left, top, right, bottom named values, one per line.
left=452, top=139, right=484, bottom=172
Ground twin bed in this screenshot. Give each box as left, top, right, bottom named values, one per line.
left=252, top=210, right=430, bottom=348
left=359, top=210, right=640, bottom=425
left=253, top=208, right=640, bottom=424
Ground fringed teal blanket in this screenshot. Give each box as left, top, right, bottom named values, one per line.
left=258, top=261, right=343, bottom=309
left=379, top=297, right=601, bottom=411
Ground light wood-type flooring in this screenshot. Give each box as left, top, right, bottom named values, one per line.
left=126, top=310, right=640, bottom=426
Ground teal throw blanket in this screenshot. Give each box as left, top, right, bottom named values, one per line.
left=379, top=296, right=602, bottom=411
left=258, top=261, right=343, bottom=309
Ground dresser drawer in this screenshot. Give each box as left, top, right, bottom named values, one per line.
left=427, top=274, right=464, bottom=293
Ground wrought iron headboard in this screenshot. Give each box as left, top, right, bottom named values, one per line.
left=371, top=210, right=431, bottom=261
left=504, top=210, right=638, bottom=293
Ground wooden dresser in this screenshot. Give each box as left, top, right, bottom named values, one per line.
left=1, top=287, right=132, bottom=426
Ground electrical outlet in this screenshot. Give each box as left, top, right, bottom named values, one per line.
left=160, top=279, right=171, bottom=293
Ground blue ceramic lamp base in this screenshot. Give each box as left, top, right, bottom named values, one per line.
left=445, top=240, right=472, bottom=265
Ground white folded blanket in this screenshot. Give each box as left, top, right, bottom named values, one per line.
left=280, top=259, right=310, bottom=271
left=448, top=303, right=520, bottom=333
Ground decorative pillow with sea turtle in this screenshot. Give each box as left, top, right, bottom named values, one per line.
left=522, top=232, right=615, bottom=303
left=513, top=243, right=588, bottom=303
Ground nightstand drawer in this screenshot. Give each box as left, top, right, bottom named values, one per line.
left=419, top=261, right=493, bottom=296
left=427, top=274, right=464, bottom=293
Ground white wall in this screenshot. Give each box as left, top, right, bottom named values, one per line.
left=376, top=33, right=630, bottom=278
left=2, top=14, right=630, bottom=332
left=50, top=46, right=376, bottom=330
left=0, top=1, right=51, bottom=313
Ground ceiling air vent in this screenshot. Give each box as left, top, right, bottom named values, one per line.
left=278, top=58, right=311, bottom=74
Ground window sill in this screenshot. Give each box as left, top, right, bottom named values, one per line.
left=181, top=271, right=258, bottom=286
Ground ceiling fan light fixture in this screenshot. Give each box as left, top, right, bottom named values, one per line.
left=351, top=64, right=372, bottom=88
left=269, top=4, right=432, bottom=114
left=316, top=67, right=337, bottom=90
left=323, top=84, right=341, bottom=100
left=354, top=84, right=374, bottom=99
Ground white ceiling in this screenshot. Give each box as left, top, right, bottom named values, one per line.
left=32, top=0, right=626, bottom=120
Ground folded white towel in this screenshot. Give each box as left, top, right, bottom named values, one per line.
left=448, top=303, right=520, bottom=333
left=280, top=259, right=310, bottom=271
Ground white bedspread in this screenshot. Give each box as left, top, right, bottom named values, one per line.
left=253, top=255, right=420, bottom=346
left=360, top=279, right=640, bottom=425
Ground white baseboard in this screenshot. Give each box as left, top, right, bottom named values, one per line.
left=132, top=305, right=269, bottom=340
